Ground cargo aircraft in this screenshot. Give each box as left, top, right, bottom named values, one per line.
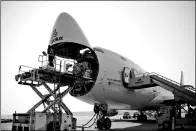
left=44, top=12, right=179, bottom=129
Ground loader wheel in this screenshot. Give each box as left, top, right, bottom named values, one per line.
left=103, top=118, right=111, bottom=129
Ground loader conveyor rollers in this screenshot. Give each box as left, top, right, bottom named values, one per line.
left=15, top=65, right=93, bottom=87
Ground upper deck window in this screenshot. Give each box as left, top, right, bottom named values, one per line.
left=93, top=48, right=104, bottom=53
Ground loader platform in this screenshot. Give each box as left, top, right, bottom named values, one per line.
left=13, top=55, right=93, bottom=131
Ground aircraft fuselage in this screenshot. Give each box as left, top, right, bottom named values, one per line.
left=48, top=12, right=174, bottom=112
left=75, top=47, right=174, bottom=111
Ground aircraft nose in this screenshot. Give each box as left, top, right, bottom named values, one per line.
left=49, top=12, right=91, bottom=48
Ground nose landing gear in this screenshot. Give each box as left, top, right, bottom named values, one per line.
left=94, top=103, right=112, bottom=130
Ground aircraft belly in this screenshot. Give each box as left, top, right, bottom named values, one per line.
left=85, top=83, right=156, bottom=110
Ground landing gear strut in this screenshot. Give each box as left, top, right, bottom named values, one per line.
left=94, top=103, right=112, bottom=129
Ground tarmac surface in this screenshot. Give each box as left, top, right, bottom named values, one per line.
left=75, top=115, right=196, bottom=131
left=1, top=115, right=196, bottom=130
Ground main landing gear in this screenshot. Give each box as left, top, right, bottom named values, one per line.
left=94, top=103, right=112, bottom=129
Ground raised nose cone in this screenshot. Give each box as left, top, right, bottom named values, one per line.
left=49, top=12, right=91, bottom=48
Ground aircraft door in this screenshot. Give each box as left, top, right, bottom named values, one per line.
left=122, top=67, right=131, bottom=84
left=131, top=68, right=136, bottom=78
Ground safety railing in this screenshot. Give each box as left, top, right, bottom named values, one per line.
left=149, top=72, right=195, bottom=93
left=149, top=72, right=183, bottom=86
left=18, top=65, right=36, bottom=75
left=134, top=72, right=195, bottom=93
left=134, top=72, right=150, bottom=77
left=16, top=65, right=37, bottom=82
left=38, top=55, right=76, bottom=74
left=38, top=55, right=50, bottom=67
left=16, top=55, right=77, bottom=82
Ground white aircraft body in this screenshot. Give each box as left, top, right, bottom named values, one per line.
left=47, top=12, right=176, bottom=129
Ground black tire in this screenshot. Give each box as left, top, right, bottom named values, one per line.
left=143, top=115, right=147, bottom=121
left=137, top=115, right=140, bottom=121
left=47, top=122, right=54, bottom=131
left=137, top=115, right=147, bottom=121
left=97, top=119, right=103, bottom=130
left=94, top=105, right=100, bottom=114
left=103, top=118, right=112, bottom=129
left=163, top=122, right=171, bottom=130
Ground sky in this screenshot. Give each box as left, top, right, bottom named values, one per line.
left=1, top=1, right=195, bottom=115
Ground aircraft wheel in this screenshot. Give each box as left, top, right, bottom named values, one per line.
left=94, top=105, right=99, bottom=114
left=103, top=118, right=111, bottom=129
left=97, top=119, right=103, bottom=130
